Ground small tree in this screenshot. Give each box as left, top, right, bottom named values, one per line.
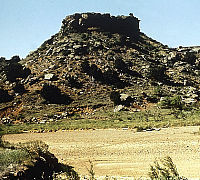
left=160, top=95, right=184, bottom=110
left=0, top=127, right=3, bottom=147
left=183, top=52, right=197, bottom=65
left=114, top=58, right=127, bottom=72
left=40, top=84, right=72, bottom=104
left=110, top=91, right=121, bottom=106
left=148, top=156, right=183, bottom=179
left=147, top=65, right=167, bottom=81
left=0, top=89, right=13, bottom=103
left=5, top=62, right=31, bottom=82
left=81, top=60, right=90, bottom=73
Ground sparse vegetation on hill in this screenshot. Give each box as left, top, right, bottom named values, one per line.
left=0, top=12, right=200, bottom=178
left=1, top=13, right=200, bottom=126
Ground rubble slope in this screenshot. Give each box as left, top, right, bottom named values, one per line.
left=1, top=12, right=200, bottom=124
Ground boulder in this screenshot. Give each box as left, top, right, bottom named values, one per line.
left=114, top=105, right=124, bottom=112
left=120, top=93, right=129, bottom=101
left=44, top=74, right=55, bottom=80
left=110, top=92, right=133, bottom=106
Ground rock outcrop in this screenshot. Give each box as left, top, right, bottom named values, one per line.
left=60, top=13, right=140, bottom=37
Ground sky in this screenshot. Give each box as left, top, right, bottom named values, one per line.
left=1, top=0, right=200, bottom=59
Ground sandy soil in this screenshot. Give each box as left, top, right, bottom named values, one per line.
left=3, top=126, right=200, bottom=178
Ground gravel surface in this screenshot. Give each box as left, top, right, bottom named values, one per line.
left=3, top=126, right=200, bottom=178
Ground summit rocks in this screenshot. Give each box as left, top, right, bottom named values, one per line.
left=60, top=13, right=140, bottom=37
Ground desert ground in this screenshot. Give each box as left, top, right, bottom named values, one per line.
left=3, top=126, right=200, bottom=179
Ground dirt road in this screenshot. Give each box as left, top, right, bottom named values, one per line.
left=3, top=126, right=200, bottom=178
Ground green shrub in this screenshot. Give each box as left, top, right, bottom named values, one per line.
left=0, top=149, right=30, bottom=171
left=87, top=160, right=95, bottom=180
left=154, top=86, right=163, bottom=96
left=40, top=84, right=72, bottom=104
left=18, top=140, right=49, bottom=157
left=183, top=52, right=197, bottom=65
left=0, top=137, right=2, bottom=148
left=110, top=91, right=121, bottom=105
left=159, top=96, right=184, bottom=110
left=146, top=65, right=167, bottom=81
left=0, top=139, right=79, bottom=179
left=148, top=156, right=186, bottom=179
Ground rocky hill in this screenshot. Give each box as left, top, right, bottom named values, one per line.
left=1, top=12, right=200, bottom=124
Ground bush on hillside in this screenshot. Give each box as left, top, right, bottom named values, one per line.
left=40, top=84, right=72, bottom=104
left=159, top=95, right=184, bottom=110
left=110, top=91, right=121, bottom=106
left=146, top=65, right=167, bottom=81
left=5, top=62, right=31, bottom=82
left=0, top=89, right=14, bottom=103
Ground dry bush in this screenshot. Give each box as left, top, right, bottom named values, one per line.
left=148, top=156, right=187, bottom=179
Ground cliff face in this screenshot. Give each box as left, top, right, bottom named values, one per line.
left=60, top=13, right=140, bottom=37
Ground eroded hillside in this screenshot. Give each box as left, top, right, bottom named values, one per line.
left=1, top=13, right=200, bottom=125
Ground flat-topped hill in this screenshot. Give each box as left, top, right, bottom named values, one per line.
left=0, top=13, right=200, bottom=126
left=60, top=13, right=140, bottom=36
